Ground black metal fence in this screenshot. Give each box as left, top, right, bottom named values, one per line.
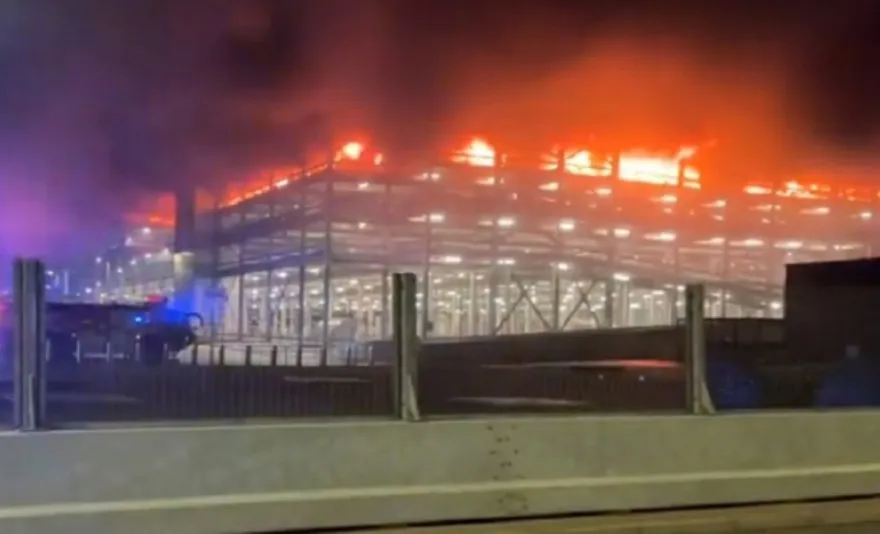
left=8, top=258, right=880, bottom=430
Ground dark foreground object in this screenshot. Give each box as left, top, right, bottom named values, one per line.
left=0, top=319, right=875, bottom=426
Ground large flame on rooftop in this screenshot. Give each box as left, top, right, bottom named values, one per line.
left=541, top=146, right=700, bottom=188
left=133, top=134, right=880, bottom=226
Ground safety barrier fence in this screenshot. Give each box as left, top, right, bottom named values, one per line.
left=5, top=259, right=880, bottom=534
left=2, top=260, right=706, bottom=427
left=2, top=259, right=876, bottom=427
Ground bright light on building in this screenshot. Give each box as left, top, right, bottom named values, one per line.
left=496, top=216, right=516, bottom=228
left=613, top=272, right=632, bottom=283
left=557, top=219, right=576, bottom=232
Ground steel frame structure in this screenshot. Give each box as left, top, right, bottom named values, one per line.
left=159, top=143, right=878, bottom=360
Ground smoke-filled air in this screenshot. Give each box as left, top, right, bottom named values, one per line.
left=2, top=0, right=880, bottom=263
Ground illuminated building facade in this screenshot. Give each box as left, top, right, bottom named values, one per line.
left=70, top=226, right=177, bottom=303
left=81, top=138, right=879, bottom=357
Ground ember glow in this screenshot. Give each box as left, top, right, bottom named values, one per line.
left=337, top=141, right=365, bottom=161
left=452, top=138, right=498, bottom=167
left=136, top=134, right=880, bottom=224
left=540, top=146, right=700, bottom=188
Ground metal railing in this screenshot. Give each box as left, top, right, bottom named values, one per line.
left=13, top=255, right=876, bottom=429
left=3, top=260, right=707, bottom=428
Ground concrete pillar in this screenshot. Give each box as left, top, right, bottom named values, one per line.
left=467, top=273, right=478, bottom=336
left=603, top=280, right=614, bottom=328
left=171, top=251, right=201, bottom=314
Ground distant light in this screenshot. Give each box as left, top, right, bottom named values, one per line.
left=497, top=258, right=516, bottom=266
left=556, top=262, right=571, bottom=272
left=802, top=206, right=830, bottom=216
left=645, top=231, right=676, bottom=242
left=142, top=227, right=151, bottom=235
left=776, top=240, right=803, bottom=250
left=428, top=212, right=445, bottom=224
left=557, top=219, right=576, bottom=232
left=496, top=216, right=515, bottom=228
left=739, top=238, right=765, bottom=248
left=95, top=257, right=102, bottom=264
left=339, top=141, right=365, bottom=160
left=613, top=272, right=632, bottom=283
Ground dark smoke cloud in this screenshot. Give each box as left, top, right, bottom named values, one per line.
left=1, top=0, right=880, bottom=264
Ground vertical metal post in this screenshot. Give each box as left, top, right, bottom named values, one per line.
left=263, top=270, right=274, bottom=341
left=720, top=239, right=731, bottom=318
left=209, top=198, right=222, bottom=345
left=380, top=179, right=392, bottom=340
left=667, top=286, right=679, bottom=325
left=467, top=272, right=478, bottom=336
left=684, top=284, right=714, bottom=414
left=551, top=269, right=561, bottom=331
left=264, top=183, right=278, bottom=341
left=421, top=216, right=432, bottom=337
left=236, top=204, right=246, bottom=341
left=392, top=272, right=420, bottom=421
left=379, top=269, right=389, bottom=338
left=603, top=280, right=614, bottom=328
left=296, top=183, right=308, bottom=362
left=618, top=281, right=631, bottom=327
left=320, top=176, right=334, bottom=365
left=13, top=258, right=47, bottom=431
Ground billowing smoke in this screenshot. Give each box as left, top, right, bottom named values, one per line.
left=1, top=0, right=879, bottom=265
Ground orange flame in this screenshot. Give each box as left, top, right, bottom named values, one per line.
left=337, top=141, right=365, bottom=161
left=131, top=136, right=880, bottom=224
left=540, top=146, right=700, bottom=188
left=451, top=138, right=497, bottom=167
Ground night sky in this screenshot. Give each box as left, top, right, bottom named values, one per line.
left=2, top=0, right=880, bottom=260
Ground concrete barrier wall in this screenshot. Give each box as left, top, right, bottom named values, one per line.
left=2, top=412, right=880, bottom=533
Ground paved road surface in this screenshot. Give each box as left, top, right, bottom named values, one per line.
left=345, top=497, right=880, bottom=534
